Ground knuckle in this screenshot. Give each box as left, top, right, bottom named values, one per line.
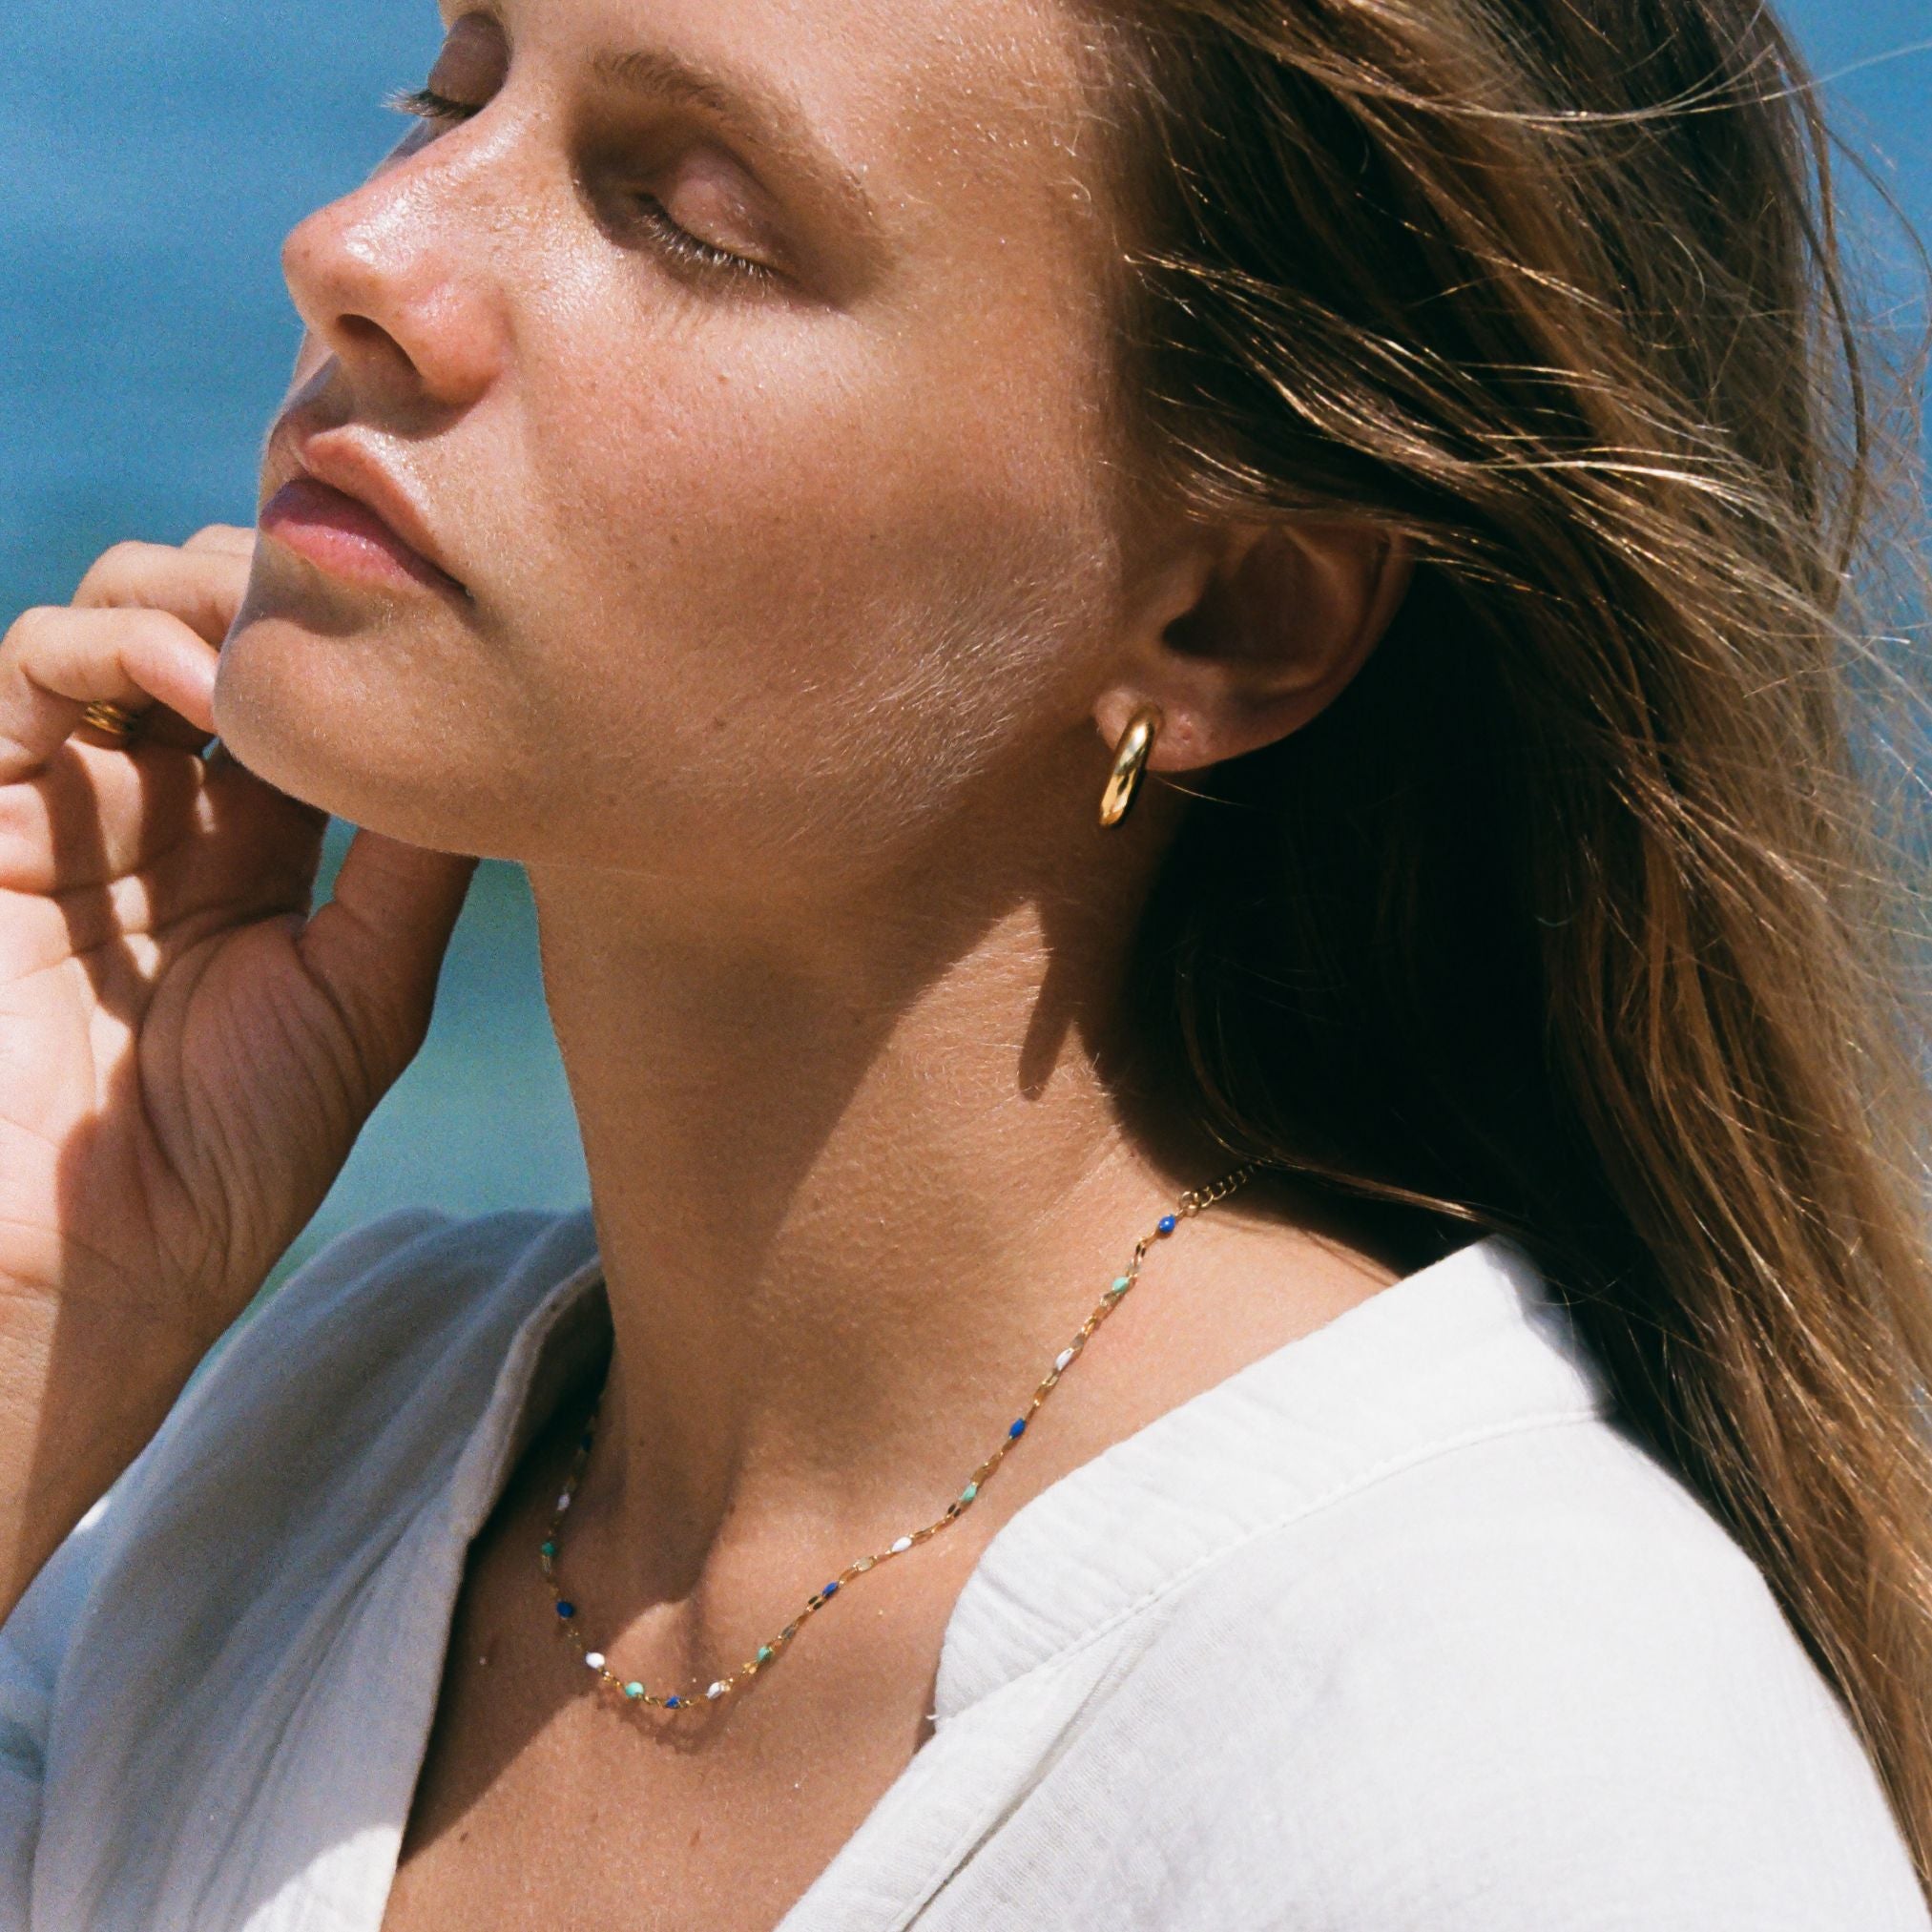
left=2, top=606, right=58, bottom=659
left=75, top=540, right=165, bottom=605
left=93, top=538, right=160, bottom=578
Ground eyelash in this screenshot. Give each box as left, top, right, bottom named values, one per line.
left=384, top=86, right=777, bottom=286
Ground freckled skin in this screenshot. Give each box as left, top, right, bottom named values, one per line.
left=221, top=0, right=1140, bottom=908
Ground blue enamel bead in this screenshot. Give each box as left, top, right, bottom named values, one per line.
left=1009, top=1419, right=1027, bottom=1438
left=556, top=1601, right=575, bottom=1619
left=823, top=1580, right=840, bottom=1597
left=665, top=1695, right=681, bottom=1709
left=1157, top=1214, right=1177, bottom=1235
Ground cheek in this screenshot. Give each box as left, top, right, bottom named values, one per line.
left=496, top=301, right=1124, bottom=876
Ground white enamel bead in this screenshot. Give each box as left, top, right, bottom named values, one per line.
left=706, top=1681, right=726, bottom=1700
left=585, top=1652, right=605, bottom=1671
left=890, top=1536, right=913, bottom=1554
left=556, top=1493, right=571, bottom=1511
left=1054, top=1348, right=1074, bottom=1372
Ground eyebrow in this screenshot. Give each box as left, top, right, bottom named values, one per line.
left=589, top=46, right=881, bottom=238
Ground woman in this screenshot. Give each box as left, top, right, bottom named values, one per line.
left=0, top=0, right=1926, bottom=1923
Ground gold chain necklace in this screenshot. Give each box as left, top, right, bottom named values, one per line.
left=540, top=1162, right=1260, bottom=1711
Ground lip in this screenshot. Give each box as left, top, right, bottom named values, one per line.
left=260, top=418, right=467, bottom=600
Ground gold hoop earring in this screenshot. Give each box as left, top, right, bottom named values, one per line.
left=1098, top=703, right=1163, bottom=829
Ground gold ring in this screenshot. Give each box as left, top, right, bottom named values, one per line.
left=79, top=701, right=145, bottom=745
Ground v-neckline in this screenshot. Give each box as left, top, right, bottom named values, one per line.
left=436, top=1228, right=1601, bottom=1929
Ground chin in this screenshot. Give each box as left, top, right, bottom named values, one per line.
left=214, top=610, right=485, bottom=856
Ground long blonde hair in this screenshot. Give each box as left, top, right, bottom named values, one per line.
left=1105, top=0, right=1932, bottom=1890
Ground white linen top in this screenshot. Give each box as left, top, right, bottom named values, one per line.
left=0, top=1207, right=1922, bottom=1930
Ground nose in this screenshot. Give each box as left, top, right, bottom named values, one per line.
left=280, top=140, right=509, bottom=417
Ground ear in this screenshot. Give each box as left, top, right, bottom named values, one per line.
left=1094, top=519, right=1412, bottom=772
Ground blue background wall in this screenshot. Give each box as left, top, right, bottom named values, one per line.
left=2, top=1, right=1926, bottom=1286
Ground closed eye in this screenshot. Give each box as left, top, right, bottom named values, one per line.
left=384, top=86, right=779, bottom=289
left=386, top=85, right=481, bottom=126
left=632, top=196, right=778, bottom=286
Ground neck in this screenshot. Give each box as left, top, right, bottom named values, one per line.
left=524, top=797, right=1262, bottom=1582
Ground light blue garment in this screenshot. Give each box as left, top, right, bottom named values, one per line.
left=0, top=1214, right=1922, bottom=1928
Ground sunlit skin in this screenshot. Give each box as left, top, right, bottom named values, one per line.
left=0, top=0, right=1418, bottom=1924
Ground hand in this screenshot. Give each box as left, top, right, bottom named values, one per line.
left=0, top=529, right=476, bottom=1603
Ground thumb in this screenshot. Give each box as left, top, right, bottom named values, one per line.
left=296, top=828, right=479, bottom=1096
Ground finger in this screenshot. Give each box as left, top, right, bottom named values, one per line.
left=0, top=606, right=220, bottom=784
left=182, top=525, right=258, bottom=558
left=1, top=820, right=320, bottom=970
left=73, top=541, right=253, bottom=647
left=0, top=734, right=325, bottom=897
left=297, top=832, right=478, bottom=1093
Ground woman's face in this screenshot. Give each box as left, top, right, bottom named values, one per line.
left=218, top=0, right=1159, bottom=905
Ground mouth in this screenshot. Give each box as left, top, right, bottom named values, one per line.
left=260, top=421, right=469, bottom=601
